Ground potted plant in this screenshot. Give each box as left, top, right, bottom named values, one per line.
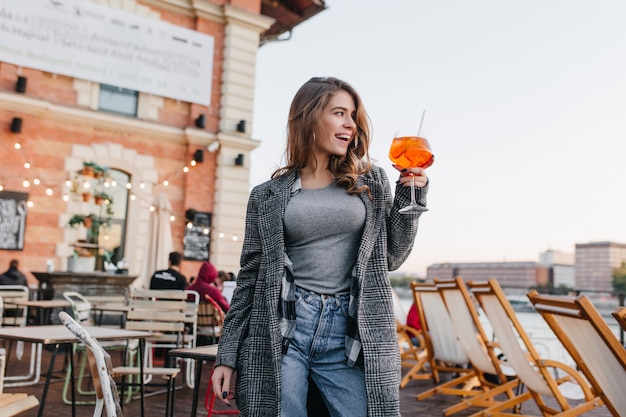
left=94, top=191, right=112, bottom=206
left=82, top=161, right=97, bottom=177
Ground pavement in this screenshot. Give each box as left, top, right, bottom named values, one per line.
left=3, top=343, right=614, bottom=417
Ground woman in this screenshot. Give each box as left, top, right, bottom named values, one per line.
left=186, top=261, right=230, bottom=312
left=212, top=76, right=429, bottom=416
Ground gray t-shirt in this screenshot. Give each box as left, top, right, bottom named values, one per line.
left=284, top=181, right=366, bottom=294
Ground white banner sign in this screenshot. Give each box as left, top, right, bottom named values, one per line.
left=0, top=0, right=214, bottom=105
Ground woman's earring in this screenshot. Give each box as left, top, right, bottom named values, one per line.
left=353, top=136, right=359, bottom=148
left=313, top=133, right=316, bottom=142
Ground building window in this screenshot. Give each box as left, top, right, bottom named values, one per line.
left=101, top=169, right=130, bottom=267
left=98, top=84, right=138, bottom=117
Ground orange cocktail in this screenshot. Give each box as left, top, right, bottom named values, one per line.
left=389, top=135, right=434, bottom=169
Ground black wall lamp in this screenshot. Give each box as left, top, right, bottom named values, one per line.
left=16, top=76, right=27, bottom=93
left=195, top=114, right=206, bottom=128
left=193, top=149, right=204, bottom=164
left=236, top=120, right=246, bottom=133
left=235, top=153, right=244, bottom=166
left=10, top=117, right=22, bottom=133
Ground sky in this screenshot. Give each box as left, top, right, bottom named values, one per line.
left=248, top=0, right=626, bottom=276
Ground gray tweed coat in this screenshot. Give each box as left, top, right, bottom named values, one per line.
left=215, top=165, right=428, bottom=417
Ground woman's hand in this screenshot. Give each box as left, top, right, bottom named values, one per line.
left=211, top=365, right=235, bottom=405
left=393, top=165, right=428, bottom=188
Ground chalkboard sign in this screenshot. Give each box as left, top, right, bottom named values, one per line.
left=183, top=211, right=211, bottom=261
left=0, top=191, right=29, bottom=251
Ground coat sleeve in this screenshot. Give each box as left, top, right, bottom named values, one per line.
left=215, top=186, right=263, bottom=368
left=381, top=167, right=429, bottom=271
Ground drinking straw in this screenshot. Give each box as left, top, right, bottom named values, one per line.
left=418, top=109, right=426, bottom=136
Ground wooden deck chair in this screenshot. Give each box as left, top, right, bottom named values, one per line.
left=467, top=279, right=601, bottom=417
left=392, top=288, right=427, bottom=389
left=528, top=291, right=626, bottom=417
left=59, top=311, right=123, bottom=417
left=433, top=277, right=519, bottom=416
left=612, top=306, right=626, bottom=333
left=406, top=281, right=474, bottom=396
left=112, top=288, right=186, bottom=417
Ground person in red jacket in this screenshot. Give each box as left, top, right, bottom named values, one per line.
left=187, top=261, right=230, bottom=312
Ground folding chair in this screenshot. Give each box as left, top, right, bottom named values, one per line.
left=59, top=311, right=123, bottom=417
left=406, top=282, right=475, bottom=396
left=612, top=306, right=626, bottom=333
left=529, top=291, right=626, bottom=417
left=433, top=277, right=519, bottom=416
left=467, top=279, right=602, bottom=417
left=392, top=288, right=427, bottom=388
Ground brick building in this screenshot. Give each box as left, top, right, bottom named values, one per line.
left=0, top=0, right=325, bottom=287
left=426, top=262, right=549, bottom=293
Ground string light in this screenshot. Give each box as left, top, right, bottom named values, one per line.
left=45, top=188, right=53, bottom=196
left=24, top=162, right=30, bottom=169
left=33, top=178, right=40, bottom=185
left=22, top=180, right=30, bottom=188
left=14, top=143, right=21, bottom=150
left=27, top=201, right=34, bottom=207
left=163, top=180, right=169, bottom=186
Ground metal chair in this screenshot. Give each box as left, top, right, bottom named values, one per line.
left=62, top=291, right=130, bottom=405
left=59, top=310, right=123, bottom=417
left=0, top=286, right=42, bottom=387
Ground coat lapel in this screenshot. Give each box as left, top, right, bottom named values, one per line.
left=356, top=169, right=385, bottom=274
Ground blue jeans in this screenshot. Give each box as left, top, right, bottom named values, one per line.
left=281, top=287, right=367, bottom=417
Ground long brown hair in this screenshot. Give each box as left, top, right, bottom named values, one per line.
left=272, top=77, right=372, bottom=195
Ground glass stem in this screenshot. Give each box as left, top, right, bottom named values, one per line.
left=409, top=175, right=417, bottom=206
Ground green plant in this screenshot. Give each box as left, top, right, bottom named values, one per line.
left=68, top=214, right=87, bottom=228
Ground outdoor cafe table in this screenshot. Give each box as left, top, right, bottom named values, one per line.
left=10, top=299, right=71, bottom=325
left=0, top=324, right=153, bottom=417
left=169, top=344, right=219, bottom=417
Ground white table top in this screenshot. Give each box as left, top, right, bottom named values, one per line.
left=10, top=299, right=71, bottom=308
left=169, top=344, right=218, bottom=360
left=0, top=325, right=153, bottom=344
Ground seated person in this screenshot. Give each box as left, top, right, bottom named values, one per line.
left=150, top=251, right=188, bottom=290
left=0, top=259, right=28, bottom=286
left=186, top=261, right=230, bottom=312
left=406, top=302, right=422, bottom=346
